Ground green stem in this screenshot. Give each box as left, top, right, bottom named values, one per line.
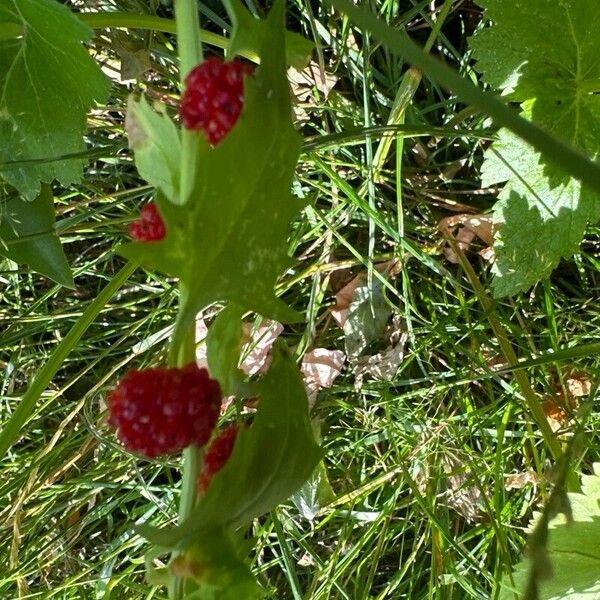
left=174, top=0, right=202, bottom=207
left=330, top=0, right=600, bottom=196
left=446, top=235, right=562, bottom=459
left=79, top=13, right=236, bottom=54
left=168, top=2, right=204, bottom=595
left=0, top=261, right=137, bottom=461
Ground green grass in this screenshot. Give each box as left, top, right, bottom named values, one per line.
left=1, top=0, right=599, bottom=598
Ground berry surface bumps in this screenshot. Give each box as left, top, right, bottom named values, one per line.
left=197, top=425, right=240, bottom=492
left=108, top=364, right=222, bottom=458
left=179, top=57, right=253, bottom=145
left=128, top=202, right=166, bottom=242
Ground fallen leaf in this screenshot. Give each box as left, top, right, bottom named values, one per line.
left=505, top=470, right=539, bottom=491
left=438, top=214, right=494, bottom=264
left=195, top=316, right=209, bottom=369
left=442, top=455, right=486, bottom=523
left=331, top=259, right=399, bottom=328
left=352, top=333, right=407, bottom=390
left=288, top=61, right=337, bottom=123
left=301, top=348, right=345, bottom=406
left=240, top=320, right=284, bottom=376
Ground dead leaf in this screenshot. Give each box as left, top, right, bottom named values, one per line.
left=442, top=455, right=486, bottom=523
left=504, top=470, right=539, bottom=491
left=438, top=214, right=494, bottom=264
left=195, top=316, right=209, bottom=369
left=240, top=320, right=284, bottom=376
left=288, top=61, right=337, bottom=122
left=112, top=32, right=151, bottom=82
left=331, top=259, right=400, bottom=328
left=352, top=333, right=407, bottom=390
left=301, top=348, right=345, bottom=406
left=543, top=368, right=591, bottom=432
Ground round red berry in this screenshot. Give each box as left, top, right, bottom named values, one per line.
left=197, top=425, right=240, bottom=492
left=129, top=202, right=166, bottom=242
left=108, top=364, right=222, bottom=458
left=179, top=58, right=254, bottom=145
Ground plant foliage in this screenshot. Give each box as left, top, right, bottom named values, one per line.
left=120, top=0, right=303, bottom=325
left=500, top=464, right=600, bottom=599
left=470, top=0, right=600, bottom=297
left=0, top=0, right=109, bottom=200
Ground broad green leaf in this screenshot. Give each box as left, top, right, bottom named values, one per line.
left=0, top=0, right=109, bottom=199
left=137, top=343, right=322, bottom=550
left=500, top=464, right=600, bottom=599
left=119, top=0, right=304, bottom=324
left=470, top=0, right=600, bottom=297
left=482, top=128, right=595, bottom=297
left=125, top=95, right=181, bottom=203
left=0, top=184, right=74, bottom=287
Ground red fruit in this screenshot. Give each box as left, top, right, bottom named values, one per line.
left=197, top=425, right=240, bottom=492
left=179, top=57, right=253, bottom=145
left=129, top=202, right=166, bottom=242
left=108, top=364, right=222, bottom=458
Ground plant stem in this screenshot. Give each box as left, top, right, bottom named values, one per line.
left=174, top=0, right=202, bottom=207
left=169, top=2, right=204, bottom=596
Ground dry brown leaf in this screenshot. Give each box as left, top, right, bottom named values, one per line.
left=301, top=348, right=345, bottom=407
left=331, top=259, right=400, bottom=328
left=542, top=397, right=570, bottom=433
left=240, top=320, right=284, bottom=376
left=543, top=368, right=592, bottom=432
left=564, top=371, right=592, bottom=399
left=442, top=455, right=486, bottom=523
left=195, top=316, right=209, bottom=369
left=288, top=61, right=337, bottom=122
left=352, top=333, right=407, bottom=390
left=438, top=214, right=494, bottom=264
left=504, top=470, right=539, bottom=491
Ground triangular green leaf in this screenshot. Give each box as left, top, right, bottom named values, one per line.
left=470, top=0, right=600, bottom=297
left=0, top=0, right=110, bottom=199
left=224, top=0, right=313, bottom=69
left=137, top=343, right=322, bottom=550
left=500, top=464, right=600, bottom=599
left=119, top=0, right=304, bottom=323
left=0, top=184, right=74, bottom=287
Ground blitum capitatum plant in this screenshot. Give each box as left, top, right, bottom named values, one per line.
left=108, top=0, right=321, bottom=597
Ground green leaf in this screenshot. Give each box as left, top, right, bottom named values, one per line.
left=119, top=0, right=304, bottom=323
left=0, top=0, right=110, bottom=199
left=0, top=184, right=74, bottom=287
left=224, top=0, right=313, bottom=69
left=482, top=128, right=595, bottom=297
left=176, top=529, right=263, bottom=600
left=125, top=95, right=181, bottom=203
left=206, top=304, right=247, bottom=396
left=470, top=0, right=600, bottom=296
left=137, top=343, right=322, bottom=550
left=500, top=464, right=600, bottom=599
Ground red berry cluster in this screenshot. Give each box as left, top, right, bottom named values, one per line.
left=108, top=364, right=221, bottom=458
left=129, top=202, right=166, bottom=242
left=197, top=425, right=240, bottom=493
left=179, top=58, right=254, bottom=145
